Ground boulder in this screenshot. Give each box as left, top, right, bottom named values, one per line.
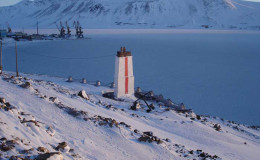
left=35, top=152, right=63, bottom=160
left=0, top=144, right=14, bottom=152
left=20, top=82, right=31, bottom=89
left=157, top=139, right=163, bottom=144
left=138, top=135, right=152, bottom=143
left=78, top=90, right=89, bottom=100
left=56, top=142, right=67, bottom=150
left=37, top=147, right=49, bottom=153
left=134, top=129, right=140, bottom=134
left=49, top=97, right=58, bottom=103
left=56, top=142, right=70, bottom=152
left=214, top=124, right=221, bottom=131
left=143, top=131, right=153, bottom=137
left=0, top=97, right=6, bottom=104
left=0, top=104, right=6, bottom=110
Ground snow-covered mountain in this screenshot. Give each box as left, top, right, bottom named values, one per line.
left=0, top=72, right=259, bottom=159
left=0, top=0, right=260, bottom=29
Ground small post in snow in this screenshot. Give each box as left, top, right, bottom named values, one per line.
left=0, top=40, right=2, bottom=74
left=15, top=41, right=19, bottom=77
left=96, top=80, right=101, bottom=86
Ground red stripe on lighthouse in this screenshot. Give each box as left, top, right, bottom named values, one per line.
left=125, top=57, right=129, bottom=94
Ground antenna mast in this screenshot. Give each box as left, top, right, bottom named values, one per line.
left=37, top=21, right=39, bottom=35
left=0, top=40, right=2, bottom=74
left=15, top=42, right=19, bottom=77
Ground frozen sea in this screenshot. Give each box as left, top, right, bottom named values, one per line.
left=2, top=29, right=260, bottom=125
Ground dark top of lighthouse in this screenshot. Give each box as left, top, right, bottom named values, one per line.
left=117, top=47, right=132, bottom=57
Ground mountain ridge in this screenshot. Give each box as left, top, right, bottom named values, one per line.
left=0, top=0, right=260, bottom=29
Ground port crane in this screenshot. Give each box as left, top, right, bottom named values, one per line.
left=65, top=21, right=71, bottom=36
left=6, top=22, right=12, bottom=33
left=73, top=21, right=84, bottom=38
left=56, top=21, right=66, bottom=38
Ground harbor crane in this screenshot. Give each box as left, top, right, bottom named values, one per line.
left=73, top=21, right=84, bottom=38
left=65, top=21, right=71, bottom=36
left=56, top=21, right=66, bottom=38
left=6, top=22, right=12, bottom=33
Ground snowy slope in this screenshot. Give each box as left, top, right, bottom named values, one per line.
left=0, top=0, right=260, bottom=29
left=0, top=72, right=259, bottom=159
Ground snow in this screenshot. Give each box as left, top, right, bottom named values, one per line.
left=0, top=0, right=260, bottom=29
left=0, top=71, right=259, bottom=159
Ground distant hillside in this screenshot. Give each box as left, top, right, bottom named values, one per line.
left=0, top=0, right=260, bottom=29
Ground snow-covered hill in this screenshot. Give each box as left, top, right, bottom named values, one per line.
left=0, top=0, right=260, bottom=29
left=0, top=72, right=259, bottom=159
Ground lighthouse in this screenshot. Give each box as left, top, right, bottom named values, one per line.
left=114, top=47, right=134, bottom=98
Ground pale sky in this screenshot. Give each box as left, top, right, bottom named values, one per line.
left=0, top=0, right=21, bottom=7
left=0, top=0, right=260, bottom=7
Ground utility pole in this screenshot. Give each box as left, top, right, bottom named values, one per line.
left=37, top=21, right=39, bottom=35
left=0, top=40, right=2, bottom=74
left=15, top=41, right=19, bottom=77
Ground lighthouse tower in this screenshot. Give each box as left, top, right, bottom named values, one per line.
left=114, top=47, right=134, bottom=98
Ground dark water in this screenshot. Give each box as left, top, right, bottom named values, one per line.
left=2, top=32, right=260, bottom=125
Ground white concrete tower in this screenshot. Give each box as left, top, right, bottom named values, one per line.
left=114, top=47, right=134, bottom=98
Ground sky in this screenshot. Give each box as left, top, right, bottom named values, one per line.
left=0, top=0, right=21, bottom=7
left=0, top=0, right=260, bottom=6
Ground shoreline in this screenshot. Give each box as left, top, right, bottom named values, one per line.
left=9, top=28, right=260, bottom=35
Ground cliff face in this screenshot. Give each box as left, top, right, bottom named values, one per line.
left=0, top=0, right=260, bottom=29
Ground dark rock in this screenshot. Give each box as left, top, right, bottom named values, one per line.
left=213, top=155, right=219, bottom=159
left=165, top=138, right=170, bottom=142
left=78, top=90, right=89, bottom=100
left=125, top=124, right=131, bottom=128
left=0, top=104, right=6, bottom=110
left=21, top=119, right=40, bottom=127
left=119, top=122, right=126, bottom=125
left=35, top=152, right=62, bottom=160
left=37, top=147, right=49, bottom=153
left=214, top=124, right=221, bottom=131
left=6, top=140, right=17, bottom=145
left=56, top=142, right=67, bottom=151
left=197, top=149, right=202, bottom=153
left=157, top=139, right=163, bottom=144
left=0, top=97, right=6, bottom=103
left=106, top=105, right=112, bottom=109
left=0, top=144, right=14, bottom=152
left=199, top=152, right=206, bottom=157
left=20, top=148, right=34, bottom=154
left=20, top=82, right=32, bottom=89
left=143, top=131, right=153, bottom=136
left=49, top=97, right=58, bottom=103
left=134, top=129, right=140, bottom=134
left=3, top=102, right=10, bottom=107
left=138, top=135, right=152, bottom=143
left=111, top=119, right=118, bottom=127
